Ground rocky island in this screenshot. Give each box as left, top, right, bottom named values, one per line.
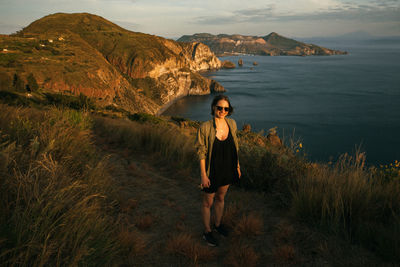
left=178, top=32, right=348, bottom=56
left=0, top=13, right=224, bottom=114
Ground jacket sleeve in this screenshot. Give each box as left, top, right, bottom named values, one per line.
left=195, top=123, right=207, bottom=161
left=229, top=119, right=240, bottom=154
left=231, top=119, right=237, bottom=133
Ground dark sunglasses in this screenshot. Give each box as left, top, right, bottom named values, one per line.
left=216, top=106, right=229, bottom=112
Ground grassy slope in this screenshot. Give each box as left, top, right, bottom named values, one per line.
left=18, top=13, right=176, bottom=64
left=1, top=13, right=219, bottom=111
left=18, top=13, right=190, bottom=82
left=0, top=13, right=171, bottom=112
left=0, top=32, right=115, bottom=90
left=1, top=102, right=399, bottom=265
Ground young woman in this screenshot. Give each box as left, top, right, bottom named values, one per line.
left=195, top=94, right=241, bottom=246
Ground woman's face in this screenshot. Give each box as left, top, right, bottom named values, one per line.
left=214, top=100, right=230, bottom=119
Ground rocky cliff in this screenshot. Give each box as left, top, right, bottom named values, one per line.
left=178, top=32, right=348, bottom=56
left=0, top=13, right=224, bottom=114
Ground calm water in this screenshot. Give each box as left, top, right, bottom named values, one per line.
left=163, top=42, right=400, bottom=165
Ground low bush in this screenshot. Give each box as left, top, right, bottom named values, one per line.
left=128, top=112, right=165, bottom=124
left=44, top=92, right=96, bottom=110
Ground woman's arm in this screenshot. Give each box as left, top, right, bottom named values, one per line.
left=200, top=159, right=210, bottom=188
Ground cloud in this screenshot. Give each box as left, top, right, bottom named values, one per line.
left=192, top=1, right=400, bottom=25
left=193, top=6, right=276, bottom=25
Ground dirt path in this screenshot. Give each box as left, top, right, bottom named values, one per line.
left=95, top=137, right=385, bottom=266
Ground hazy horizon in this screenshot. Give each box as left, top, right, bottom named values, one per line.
left=0, top=0, right=399, bottom=39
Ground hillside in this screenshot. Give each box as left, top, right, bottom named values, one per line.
left=178, top=32, right=348, bottom=56
left=0, top=103, right=392, bottom=266
left=0, top=13, right=224, bottom=114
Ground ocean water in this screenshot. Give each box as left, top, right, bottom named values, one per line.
left=163, top=42, right=400, bottom=165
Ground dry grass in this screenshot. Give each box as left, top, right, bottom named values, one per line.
left=224, top=244, right=259, bottom=267
left=0, top=104, right=122, bottom=266
left=92, top=116, right=198, bottom=172
left=135, top=214, right=156, bottom=231
left=222, top=204, right=241, bottom=229
left=165, top=232, right=217, bottom=264
left=273, top=220, right=294, bottom=243
left=234, top=213, right=264, bottom=237
left=291, top=153, right=400, bottom=261
left=118, top=227, right=148, bottom=258
left=272, top=244, right=298, bottom=265
left=120, top=198, right=139, bottom=213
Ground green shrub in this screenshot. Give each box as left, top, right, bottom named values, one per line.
left=128, top=112, right=164, bottom=124
left=44, top=92, right=96, bottom=110
left=0, top=91, right=35, bottom=106
left=27, top=73, right=39, bottom=92
left=12, top=73, right=25, bottom=92
left=170, top=116, right=200, bottom=128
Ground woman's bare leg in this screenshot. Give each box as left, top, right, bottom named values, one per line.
left=214, top=185, right=229, bottom=227
left=202, top=193, right=215, bottom=232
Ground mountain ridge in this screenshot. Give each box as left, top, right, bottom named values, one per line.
left=178, top=32, right=348, bottom=56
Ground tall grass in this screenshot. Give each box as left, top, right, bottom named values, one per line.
left=92, top=116, right=198, bottom=172
left=6, top=102, right=395, bottom=263
left=92, top=113, right=400, bottom=262
left=0, top=104, right=122, bottom=266
left=291, top=152, right=400, bottom=261
left=238, top=131, right=308, bottom=205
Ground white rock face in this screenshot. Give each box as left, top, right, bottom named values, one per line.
left=145, top=41, right=223, bottom=113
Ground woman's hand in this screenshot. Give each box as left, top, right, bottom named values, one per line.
left=237, top=166, right=241, bottom=179
left=201, top=173, right=211, bottom=188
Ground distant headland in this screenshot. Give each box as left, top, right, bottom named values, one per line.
left=178, top=33, right=348, bottom=56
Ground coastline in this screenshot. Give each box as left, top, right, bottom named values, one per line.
left=158, top=50, right=400, bottom=165
left=157, top=94, right=188, bottom=116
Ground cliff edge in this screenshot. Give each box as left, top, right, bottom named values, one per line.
left=0, top=13, right=224, bottom=114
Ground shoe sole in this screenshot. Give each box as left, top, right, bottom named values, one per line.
left=203, top=235, right=218, bottom=247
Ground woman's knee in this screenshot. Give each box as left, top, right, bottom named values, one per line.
left=215, top=186, right=228, bottom=203
left=202, top=196, right=214, bottom=208
left=215, top=193, right=225, bottom=203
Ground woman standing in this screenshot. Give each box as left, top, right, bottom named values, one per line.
left=196, top=95, right=241, bottom=246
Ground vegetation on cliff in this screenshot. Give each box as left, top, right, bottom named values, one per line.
left=178, top=32, right=348, bottom=56
left=0, top=13, right=223, bottom=115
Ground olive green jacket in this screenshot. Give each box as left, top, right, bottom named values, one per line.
left=195, top=117, right=239, bottom=177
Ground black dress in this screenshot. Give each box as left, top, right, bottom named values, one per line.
left=203, top=129, right=238, bottom=193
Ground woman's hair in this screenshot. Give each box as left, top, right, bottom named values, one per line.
left=211, top=94, right=234, bottom=116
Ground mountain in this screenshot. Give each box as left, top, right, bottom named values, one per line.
left=0, top=13, right=224, bottom=114
left=178, top=32, right=348, bottom=56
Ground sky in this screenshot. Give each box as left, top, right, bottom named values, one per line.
left=0, top=0, right=399, bottom=39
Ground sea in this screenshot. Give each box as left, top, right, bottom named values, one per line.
left=162, top=40, right=400, bottom=166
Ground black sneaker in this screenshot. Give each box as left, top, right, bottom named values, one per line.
left=214, top=224, right=229, bottom=237
left=203, top=231, right=218, bottom=247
